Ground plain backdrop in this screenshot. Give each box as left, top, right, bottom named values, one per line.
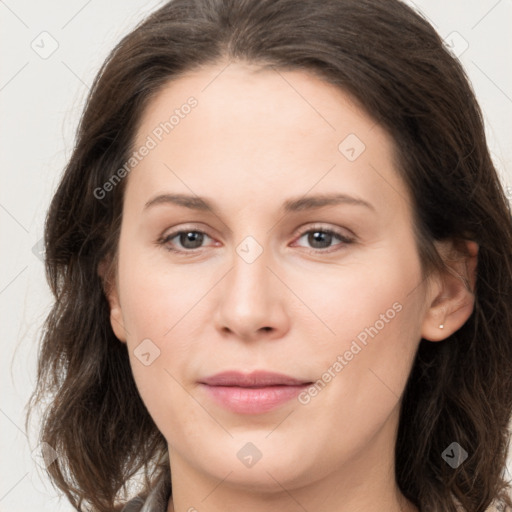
left=1, top=0, right=511, bottom=510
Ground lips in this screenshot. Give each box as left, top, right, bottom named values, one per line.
left=199, top=370, right=313, bottom=414
left=200, top=370, right=311, bottom=387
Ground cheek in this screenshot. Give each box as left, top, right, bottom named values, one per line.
left=114, top=243, right=194, bottom=427
left=121, top=289, right=196, bottom=443
left=293, top=246, right=424, bottom=423
left=298, top=251, right=423, bottom=361
left=117, top=240, right=200, bottom=341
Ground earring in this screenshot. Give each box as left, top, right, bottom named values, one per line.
left=439, top=324, right=444, bottom=329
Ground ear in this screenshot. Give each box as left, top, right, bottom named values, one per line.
left=98, top=258, right=127, bottom=343
left=421, top=239, right=478, bottom=342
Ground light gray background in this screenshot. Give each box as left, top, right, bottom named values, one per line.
left=1, top=0, right=511, bottom=510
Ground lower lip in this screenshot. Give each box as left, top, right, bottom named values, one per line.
left=200, top=383, right=310, bottom=414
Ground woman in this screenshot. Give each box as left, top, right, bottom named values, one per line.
left=27, top=0, right=512, bottom=511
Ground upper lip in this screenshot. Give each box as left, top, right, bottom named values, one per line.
left=200, top=370, right=312, bottom=387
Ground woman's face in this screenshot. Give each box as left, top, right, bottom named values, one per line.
left=107, top=61, right=435, bottom=496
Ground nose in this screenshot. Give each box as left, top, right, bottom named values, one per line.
left=213, top=238, right=290, bottom=342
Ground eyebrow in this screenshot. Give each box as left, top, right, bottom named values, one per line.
left=144, top=193, right=375, bottom=214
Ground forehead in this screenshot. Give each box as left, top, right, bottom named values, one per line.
left=136, top=61, right=376, bottom=148
left=127, top=61, right=411, bottom=220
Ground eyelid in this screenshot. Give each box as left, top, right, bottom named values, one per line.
left=292, top=223, right=355, bottom=242
left=157, top=224, right=215, bottom=251
left=290, top=223, right=355, bottom=254
left=158, top=222, right=356, bottom=254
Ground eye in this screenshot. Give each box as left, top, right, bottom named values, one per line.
left=292, top=225, right=354, bottom=253
left=158, top=228, right=214, bottom=253
left=157, top=224, right=355, bottom=254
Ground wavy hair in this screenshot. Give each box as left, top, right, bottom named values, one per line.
left=26, top=0, right=512, bottom=511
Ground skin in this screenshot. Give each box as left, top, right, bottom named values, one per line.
left=103, top=60, right=478, bottom=512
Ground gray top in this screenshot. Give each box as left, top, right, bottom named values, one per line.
left=121, top=469, right=171, bottom=512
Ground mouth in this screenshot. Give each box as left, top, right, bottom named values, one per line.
left=198, top=370, right=313, bottom=414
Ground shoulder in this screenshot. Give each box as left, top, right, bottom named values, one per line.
left=121, top=470, right=172, bottom=512
left=452, top=495, right=512, bottom=512
left=473, top=498, right=512, bottom=512
left=121, top=497, right=145, bottom=512
left=121, top=491, right=171, bottom=512
left=485, top=500, right=512, bottom=512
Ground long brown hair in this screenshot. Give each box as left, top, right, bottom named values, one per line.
left=26, top=0, right=512, bottom=511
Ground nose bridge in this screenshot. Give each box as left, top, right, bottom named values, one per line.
left=229, top=233, right=273, bottom=308
left=215, top=231, right=284, bottom=337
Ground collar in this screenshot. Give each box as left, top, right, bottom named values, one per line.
left=121, top=467, right=171, bottom=512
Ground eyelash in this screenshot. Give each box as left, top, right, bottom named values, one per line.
left=157, top=224, right=355, bottom=255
